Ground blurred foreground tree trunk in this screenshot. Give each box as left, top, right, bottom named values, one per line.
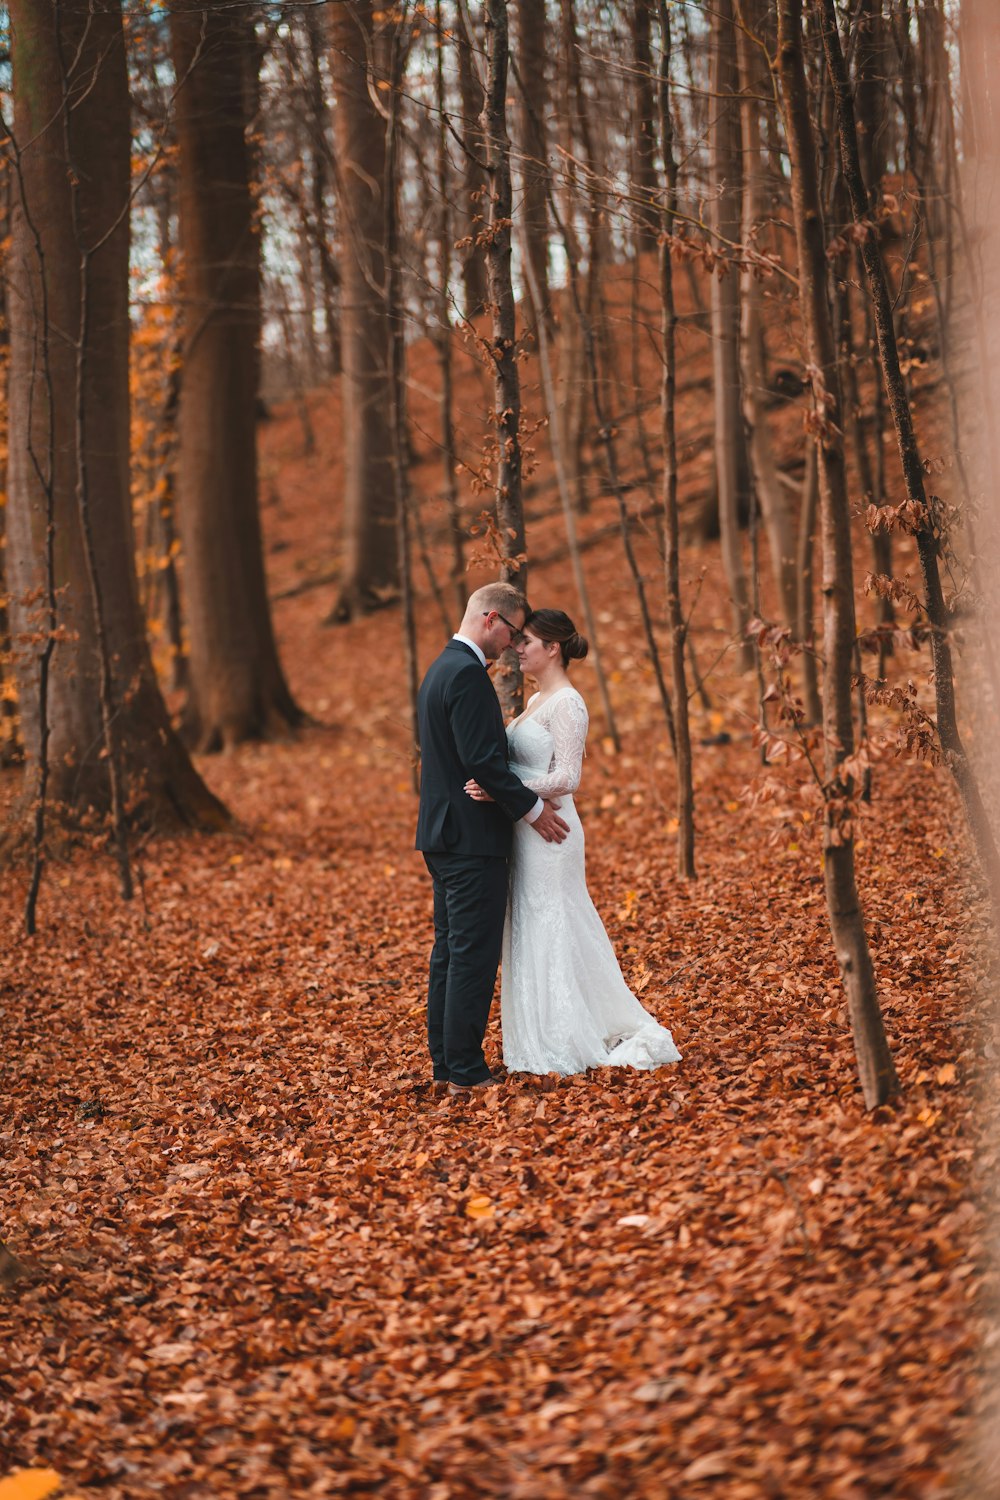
left=5, top=0, right=226, bottom=835
left=170, top=0, right=302, bottom=747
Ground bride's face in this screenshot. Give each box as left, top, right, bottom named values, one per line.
left=517, top=629, right=558, bottom=677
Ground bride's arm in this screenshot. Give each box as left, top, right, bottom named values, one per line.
left=518, top=693, right=589, bottom=798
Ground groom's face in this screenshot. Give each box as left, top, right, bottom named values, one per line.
left=484, top=609, right=526, bottom=660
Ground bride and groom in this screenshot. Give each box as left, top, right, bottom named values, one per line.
left=415, top=582, right=681, bottom=1095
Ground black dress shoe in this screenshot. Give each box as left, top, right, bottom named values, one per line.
left=447, top=1076, right=502, bottom=1096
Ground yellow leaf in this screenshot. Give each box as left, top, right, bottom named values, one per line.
left=936, top=1063, right=957, bottom=1086
left=465, top=1195, right=494, bottom=1219
left=0, top=1472, right=64, bottom=1500
left=413, top=1151, right=428, bottom=1169
left=725, top=800, right=740, bottom=813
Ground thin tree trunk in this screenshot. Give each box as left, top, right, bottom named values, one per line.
left=819, top=0, right=1000, bottom=906
left=481, top=0, right=525, bottom=718
left=853, top=0, right=895, bottom=657
left=710, top=0, right=753, bottom=668
left=657, top=0, right=695, bottom=878
left=632, top=1, right=659, bottom=252
left=305, top=4, right=340, bottom=375
left=456, top=1, right=488, bottom=320
left=327, top=0, right=397, bottom=621
left=796, top=446, right=823, bottom=725
left=737, top=0, right=798, bottom=631
left=435, top=0, right=466, bottom=617
left=515, top=0, right=551, bottom=337
left=382, top=14, right=420, bottom=791
left=554, top=0, right=587, bottom=515
left=777, top=0, right=898, bottom=1109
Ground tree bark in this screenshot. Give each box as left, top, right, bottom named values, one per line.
left=327, top=0, right=398, bottom=621
left=5, top=0, right=226, bottom=844
left=383, top=19, right=420, bottom=791
left=709, top=0, right=753, bottom=668
left=777, top=0, right=898, bottom=1109
left=435, top=0, right=466, bottom=617
left=169, top=0, right=302, bottom=748
left=456, top=1, right=489, bottom=320
left=795, top=446, right=823, bottom=725
left=819, top=0, right=1000, bottom=906
left=631, top=1, right=659, bottom=252
left=737, top=0, right=798, bottom=631
left=481, top=0, right=525, bottom=717
left=853, top=0, right=895, bottom=651
left=657, top=0, right=695, bottom=878
left=515, top=0, right=551, bottom=335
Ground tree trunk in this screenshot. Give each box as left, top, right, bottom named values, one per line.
left=456, top=2, right=489, bottom=320
left=305, top=3, right=340, bottom=375
left=795, top=447, right=823, bottom=725
left=481, top=0, right=525, bottom=718
left=853, top=0, right=895, bottom=653
left=5, top=0, right=226, bottom=843
left=657, top=0, right=695, bottom=878
left=737, top=0, right=798, bottom=631
left=515, top=0, right=551, bottom=336
left=169, top=0, right=302, bottom=748
left=631, top=1, right=659, bottom=252
left=819, top=0, right=1000, bottom=907
left=383, top=20, right=421, bottom=791
left=327, top=0, right=397, bottom=621
left=776, top=0, right=898, bottom=1110
left=709, top=0, right=753, bottom=668
left=435, top=0, right=466, bottom=618
left=553, top=0, right=587, bottom=514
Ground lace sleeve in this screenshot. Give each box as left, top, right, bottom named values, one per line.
left=522, top=691, right=589, bottom=798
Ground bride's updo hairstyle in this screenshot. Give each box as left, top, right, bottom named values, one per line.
left=524, top=609, right=589, bottom=668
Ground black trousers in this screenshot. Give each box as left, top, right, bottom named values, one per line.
left=423, top=852, right=508, bottom=1086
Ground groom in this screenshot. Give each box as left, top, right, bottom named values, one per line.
left=416, top=583, right=569, bottom=1095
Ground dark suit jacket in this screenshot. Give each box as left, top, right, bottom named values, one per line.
left=415, top=640, right=538, bottom=856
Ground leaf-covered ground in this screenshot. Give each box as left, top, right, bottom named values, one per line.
left=2, top=288, right=997, bottom=1495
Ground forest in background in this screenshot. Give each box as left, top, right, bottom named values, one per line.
left=1, top=0, right=1000, bottom=1494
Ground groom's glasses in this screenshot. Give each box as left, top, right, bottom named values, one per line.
left=485, top=610, right=525, bottom=647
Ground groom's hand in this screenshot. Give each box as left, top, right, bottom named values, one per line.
left=532, top=799, right=569, bottom=843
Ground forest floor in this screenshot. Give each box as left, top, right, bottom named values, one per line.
left=2, top=270, right=998, bottom=1496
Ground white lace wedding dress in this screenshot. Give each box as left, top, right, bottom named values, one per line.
left=501, top=684, right=682, bottom=1075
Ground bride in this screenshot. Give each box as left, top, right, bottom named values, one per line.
left=466, top=608, right=681, bottom=1076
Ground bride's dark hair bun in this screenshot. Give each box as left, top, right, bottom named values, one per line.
left=524, top=608, right=589, bottom=667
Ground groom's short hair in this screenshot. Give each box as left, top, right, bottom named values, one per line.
left=467, top=582, right=529, bottom=619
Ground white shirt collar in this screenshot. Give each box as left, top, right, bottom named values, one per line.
left=452, top=633, right=487, bottom=668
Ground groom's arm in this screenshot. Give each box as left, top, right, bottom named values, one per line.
left=447, top=668, right=538, bottom=822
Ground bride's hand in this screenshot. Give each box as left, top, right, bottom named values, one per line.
left=464, top=779, right=494, bottom=802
